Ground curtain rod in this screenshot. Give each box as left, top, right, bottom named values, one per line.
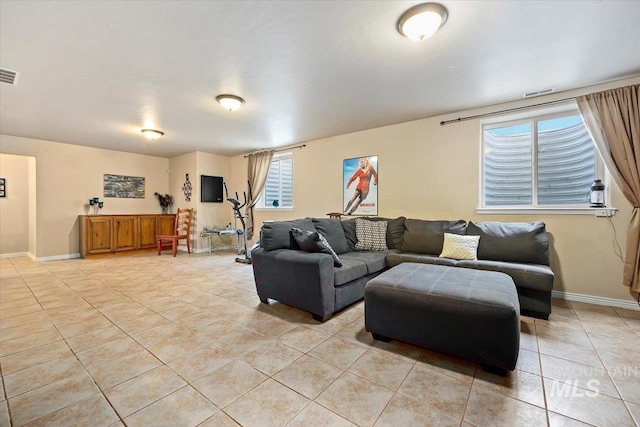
left=243, top=144, right=306, bottom=158
left=439, top=97, right=576, bottom=126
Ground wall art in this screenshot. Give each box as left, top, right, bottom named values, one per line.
left=103, top=174, right=145, bottom=198
left=343, top=155, right=378, bottom=216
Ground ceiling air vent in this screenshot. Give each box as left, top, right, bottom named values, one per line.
left=0, top=68, right=19, bottom=85
left=523, top=88, right=554, bottom=98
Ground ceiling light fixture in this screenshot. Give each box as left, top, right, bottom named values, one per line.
left=141, top=129, right=165, bottom=140
left=397, top=3, right=448, bottom=41
left=216, top=94, right=245, bottom=112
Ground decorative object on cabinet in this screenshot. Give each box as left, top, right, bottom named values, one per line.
left=154, top=192, right=174, bottom=214
left=182, top=173, right=193, bottom=202
left=0, top=178, right=5, bottom=197
left=103, top=174, right=145, bottom=198
left=88, top=197, right=104, bottom=215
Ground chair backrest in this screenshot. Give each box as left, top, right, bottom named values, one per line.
left=174, top=208, right=193, bottom=237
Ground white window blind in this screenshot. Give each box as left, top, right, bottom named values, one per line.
left=260, top=153, right=293, bottom=208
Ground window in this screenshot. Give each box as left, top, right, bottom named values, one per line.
left=481, top=105, right=604, bottom=211
left=259, top=152, right=293, bottom=209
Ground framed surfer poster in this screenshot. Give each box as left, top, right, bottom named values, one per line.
left=343, top=155, right=378, bottom=216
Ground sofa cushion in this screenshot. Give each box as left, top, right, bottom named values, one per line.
left=290, top=227, right=343, bottom=267
left=341, top=217, right=406, bottom=251
left=334, top=258, right=368, bottom=286
left=403, top=219, right=467, bottom=255
left=439, top=233, right=480, bottom=260
left=456, top=259, right=554, bottom=292
left=386, top=252, right=458, bottom=268
left=261, top=218, right=316, bottom=251
left=340, top=251, right=390, bottom=274
left=355, top=218, right=388, bottom=251
left=466, top=221, right=550, bottom=266
left=312, top=218, right=350, bottom=254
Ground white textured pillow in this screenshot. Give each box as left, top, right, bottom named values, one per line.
left=355, top=218, right=388, bottom=251
left=439, top=233, right=480, bottom=260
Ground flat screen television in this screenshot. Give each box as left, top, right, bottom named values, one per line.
left=201, top=175, right=224, bottom=202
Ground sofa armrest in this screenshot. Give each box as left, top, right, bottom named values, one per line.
left=252, top=248, right=336, bottom=319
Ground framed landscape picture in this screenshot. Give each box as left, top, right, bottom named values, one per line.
left=343, top=155, right=378, bottom=216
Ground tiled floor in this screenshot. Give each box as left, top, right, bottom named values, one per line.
left=0, top=253, right=639, bottom=427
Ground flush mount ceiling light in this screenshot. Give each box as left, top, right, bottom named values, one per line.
left=216, top=94, right=245, bottom=112
left=397, top=2, right=448, bottom=41
left=141, top=129, right=165, bottom=140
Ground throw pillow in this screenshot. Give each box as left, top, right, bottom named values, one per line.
left=290, top=228, right=343, bottom=267
left=439, top=233, right=480, bottom=260
left=355, top=218, right=388, bottom=251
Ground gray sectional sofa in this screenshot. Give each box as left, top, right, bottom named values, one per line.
left=251, top=216, right=554, bottom=321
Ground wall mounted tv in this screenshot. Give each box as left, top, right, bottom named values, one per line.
left=201, top=175, right=224, bottom=203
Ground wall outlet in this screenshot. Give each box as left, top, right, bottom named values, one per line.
left=595, top=208, right=615, bottom=217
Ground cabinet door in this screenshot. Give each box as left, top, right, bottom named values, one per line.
left=157, top=215, right=175, bottom=236
left=138, top=217, right=157, bottom=248
left=86, top=217, right=113, bottom=254
left=113, top=216, right=137, bottom=251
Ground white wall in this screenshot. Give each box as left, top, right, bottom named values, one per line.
left=0, top=135, right=170, bottom=258
left=230, top=76, right=640, bottom=302
left=0, top=154, right=30, bottom=255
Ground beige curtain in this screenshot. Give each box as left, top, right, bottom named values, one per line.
left=577, top=84, right=640, bottom=292
left=247, top=150, right=275, bottom=240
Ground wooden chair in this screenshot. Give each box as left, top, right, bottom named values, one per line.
left=157, top=208, right=193, bottom=257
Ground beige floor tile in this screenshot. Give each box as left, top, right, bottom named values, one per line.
left=8, top=370, right=100, bottom=426
left=544, top=377, right=635, bottom=426
left=373, top=393, right=460, bottom=427
left=104, top=365, right=187, bottom=418
left=273, top=354, right=342, bottom=399
left=570, top=302, right=617, bottom=314
left=415, top=350, right=476, bottom=382
left=286, top=402, right=354, bottom=427
left=308, top=336, right=368, bottom=370
left=537, top=339, right=604, bottom=368
left=334, top=320, right=375, bottom=348
left=516, top=348, right=541, bottom=376
left=464, top=385, right=547, bottom=427
left=75, top=336, right=144, bottom=368
left=0, top=328, right=63, bottom=357
left=305, top=316, right=352, bottom=335
left=613, top=307, right=640, bottom=320
left=56, top=316, right=114, bottom=339
left=277, top=325, right=330, bottom=352
left=158, top=303, right=204, bottom=321
left=316, top=372, right=393, bottom=427
left=0, top=401, right=8, bottom=427
left=65, top=325, right=128, bottom=353
left=213, top=328, right=270, bottom=357
left=540, top=354, right=620, bottom=399
left=0, top=319, right=57, bottom=343
left=627, top=401, right=640, bottom=426
left=167, top=345, right=234, bottom=383
left=224, top=379, right=309, bottom=427
left=192, top=360, right=267, bottom=408
left=197, top=410, right=241, bottom=426
left=348, top=347, right=414, bottom=390
left=0, top=311, right=50, bottom=331
left=0, top=340, right=74, bottom=375
left=0, top=303, right=43, bottom=320
left=189, top=319, right=243, bottom=342
left=240, top=340, right=303, bottom=376
left=609, top=368, right=640, bottom=404
left=244, top=315, right=299, bottom=338
left=474, top=368, right=545, bottom=408
left=131, top=323, right=189, bottom=347
left=397, top=362, right=471, bottom=418
left=86, top=349, right=162, bottom=389
left=547, top=411, right=593, bottom=426
left=4, top=355, right=85, bottom=398
left=117, top=313, right=174, bottom=335
left=123, top=386, right=217, bottom=427
left=145, top=332, right=208, bottom=363
left=23, top=393, right=118, bottom=427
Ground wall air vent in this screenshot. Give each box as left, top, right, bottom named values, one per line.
left=0, top=68, right=19, bottom=85
left=523, top=88, right=554, bottom=98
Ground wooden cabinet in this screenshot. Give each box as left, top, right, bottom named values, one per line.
left=79, top=214, right=176, bottom=257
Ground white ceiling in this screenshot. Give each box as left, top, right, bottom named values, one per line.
left=1, top=1, right=639, bottom=158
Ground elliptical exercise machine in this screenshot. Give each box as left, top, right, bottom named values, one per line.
left=224, top=182, right=256, bottom=265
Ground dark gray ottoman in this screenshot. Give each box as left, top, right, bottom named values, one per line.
left=365, top=263, right=520, bottom=373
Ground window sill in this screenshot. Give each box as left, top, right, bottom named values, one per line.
left=476, top=207, right=617, bottom=215
left=254, top=207, right=294, bottom=212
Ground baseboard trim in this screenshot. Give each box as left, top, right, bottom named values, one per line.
left=193, top=246, right=236, bottom=254
left=36, top=253, right=81, bottom=262
left=552, top=290, right=639, bottom=311
left=0, top=252, right=30, bottom=259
